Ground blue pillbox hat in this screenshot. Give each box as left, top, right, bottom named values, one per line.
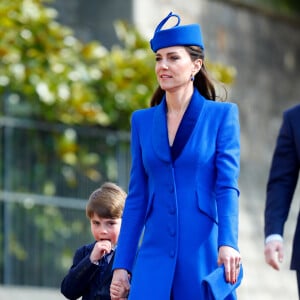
left=150, top=12, right=204, bottom=52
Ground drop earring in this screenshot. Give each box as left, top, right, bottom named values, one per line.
left=191, top=74, right=194, bottom=81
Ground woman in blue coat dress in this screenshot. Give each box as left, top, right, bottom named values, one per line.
left=110, top=12, right=242, bottom=300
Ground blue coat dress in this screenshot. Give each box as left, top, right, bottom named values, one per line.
left=113, top=89, right=241, bottom=299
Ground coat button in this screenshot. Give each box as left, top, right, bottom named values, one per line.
left=170, top=250, right=175, bottom=257
left=170, top=229, right=176, bottom=237
left=169, top=206, right=176, bottom=214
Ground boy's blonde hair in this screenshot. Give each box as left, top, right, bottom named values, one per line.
left=86, top=182, right=127, bottom=219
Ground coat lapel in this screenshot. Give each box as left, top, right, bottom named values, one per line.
left=152, top=97, right=172, bottom=162
left=151, top=90, right=206, bottom=163
left=171, top=89, right=205, bottom=160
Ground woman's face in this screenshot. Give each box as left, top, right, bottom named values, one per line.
left=155, top=46, right=200, bottom=92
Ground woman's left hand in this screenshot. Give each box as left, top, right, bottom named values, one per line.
left=110, top=269, right=130, bottom=299
left=218, top=246, right=241, bottom=284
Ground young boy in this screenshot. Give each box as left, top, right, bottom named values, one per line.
left=61, top=182, right=129, bottom=300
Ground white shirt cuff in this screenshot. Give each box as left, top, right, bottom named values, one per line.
left=265, top=234, right=283, bottom=244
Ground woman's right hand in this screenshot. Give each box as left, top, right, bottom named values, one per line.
left=110, top=269, right=131, bottom=299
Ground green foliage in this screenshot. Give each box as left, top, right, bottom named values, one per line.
left=0, top=0, right=236, bottom=131
left=0, top=0, right=111, bottom=125
left=262, top=0, right=300, bottom=15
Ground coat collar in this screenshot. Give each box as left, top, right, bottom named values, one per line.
left=152, top=89, right=206, bottom=162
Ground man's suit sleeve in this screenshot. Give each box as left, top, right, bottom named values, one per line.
left=264, top=111, right=299, bottom=238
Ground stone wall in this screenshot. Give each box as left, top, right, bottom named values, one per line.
left=50, top=0, right=133, bottom=47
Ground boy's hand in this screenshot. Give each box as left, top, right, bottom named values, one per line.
left=90, top=240, right=112, bottom=262
left=110, top=269, right=130, bottom=299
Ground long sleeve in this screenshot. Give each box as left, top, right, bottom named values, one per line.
left=60, top=243, right=108, bottom=300
left=264, top=111, right=300, bottom=237
left=113, top=112, right=149, bottom=273
left=215, top=104, right=240, bottom=250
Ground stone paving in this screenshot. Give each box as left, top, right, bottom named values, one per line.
left=0, top=285, right=63, bottom=300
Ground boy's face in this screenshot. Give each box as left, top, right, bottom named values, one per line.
left=90, top=213, right=121, bottom=248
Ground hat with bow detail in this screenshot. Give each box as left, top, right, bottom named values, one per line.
left=150, top=12, right=204, bottom=52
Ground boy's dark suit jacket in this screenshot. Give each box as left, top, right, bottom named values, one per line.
left=265, top=104, right=300, bottom=271
left=61, top=242, right=114, bottom=300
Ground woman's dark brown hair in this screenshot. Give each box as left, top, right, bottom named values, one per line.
left=150, top=46, right=226, bottom=107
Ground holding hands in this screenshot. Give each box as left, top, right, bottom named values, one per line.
left=110, top=269, right=131, bottom=300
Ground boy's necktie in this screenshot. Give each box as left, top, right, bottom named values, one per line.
left=98, top=254, right=109, bottom=279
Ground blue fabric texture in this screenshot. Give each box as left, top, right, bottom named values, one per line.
left=202, top=264, right=243, bottom=300
left=150, top=12, right=204, bottom=52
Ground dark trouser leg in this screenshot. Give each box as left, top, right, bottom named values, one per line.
left=297, top=270, right=300, bottom=299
